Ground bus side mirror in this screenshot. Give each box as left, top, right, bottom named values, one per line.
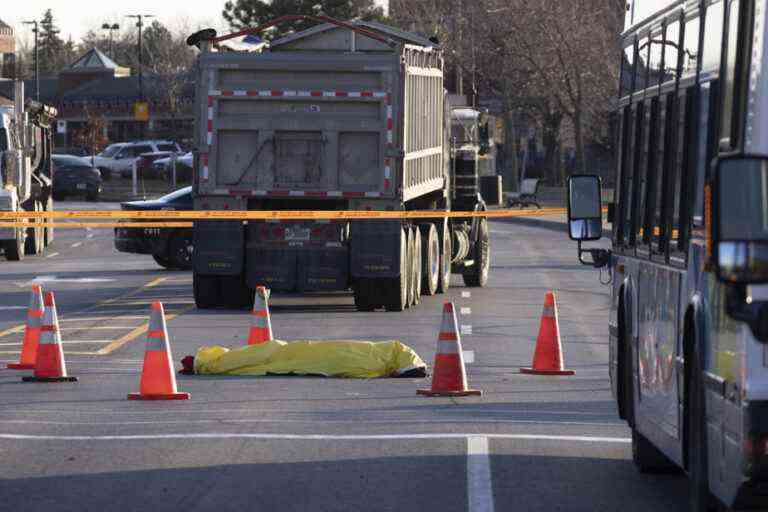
left=714, top=158, right=768, bottom=284
left=567, top=174, right=610, bottom=268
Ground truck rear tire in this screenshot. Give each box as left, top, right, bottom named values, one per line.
left=193, top=273, right=221, bottom=309
left=25, top=201, right=44, bottom=256
left=462, top=218, right=490, bottom=287
left=168, top=231, right=194, bottom=270
left=44, top=196, right=54, bottom=247
left=420, top=223, right=439, bottom=296
left=153, top=254, right=173, bottom=269
left=437, top=220, right=451, bottom=293
left=384, top=228, right=408, bottom=312
left=221, top=275, right=253, bottom=310
left=353, top=278, right=378, bottom=312
left=4, top=231, right=24, bottom=261
left=405, top=228, right=415, bottom=308
left=412, top=227, right=422, bottom=305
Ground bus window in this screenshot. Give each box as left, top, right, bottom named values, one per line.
left=656, top=92, right=678, bottom=251
left=682, top=16, right=701, bottom=76
left=643, top=97, right=661, bottom=243
left=648, top=29, right=664, bottom=87
left=631, top=103, right=648, bottom=244
left=621, top=107, right=638, bottom=245
left=693, top=81, right=719, bottom=226
left=701, top=1, right=724, bottom=73
left=616, top=107, right=632, bottom=245
left=620, top=41, right=636, bottom=97
left=720, top=0, right=746, bottom=151
left=662, top=20, right=681, bottom=84
left=636, top=36, right=651, bottom=91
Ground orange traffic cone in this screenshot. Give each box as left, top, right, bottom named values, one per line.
left=7, top=285, right=45, bottom=370
left=22, top=292, right=77, bottom=382
left=418, top=302, right=482, bottom=397
left=128, top=302, right=190, bottom=400
left=520, top=291, right=575, bottom=376
left=247, top=286, right=273, bottom=345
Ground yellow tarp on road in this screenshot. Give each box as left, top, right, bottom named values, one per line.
left=193, top=339, right=427, bottom=379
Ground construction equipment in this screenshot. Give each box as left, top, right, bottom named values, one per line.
left=187, top=16, right=494, bottom=311
left=0, top=81, right=57, bottom=260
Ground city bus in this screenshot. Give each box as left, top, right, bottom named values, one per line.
left=567, top=0, right=768, bottom=510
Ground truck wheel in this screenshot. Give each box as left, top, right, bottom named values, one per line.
left=221, top=275, right=253, bottom=310
left=412, top=227, right=422, bottom=305
left=193, top=273, right=221, bottom=309
left=353, top=278, right=378, bottom=312
left=44, top=196, right=54, bottom=247
left=437, top=219, right=451, bottom=294
left=462, top=218, right=490, bottom=287
left=168, top=231, right=193, bottom=270
left=384, top=228, right=408, bottom=312
left=25, top=201, right=43, bottom=256
left=420, top=223, right=439, bottom=296
left=4, top=231, right=25, bottom=261
left=405, top=228, right=415, bottom=308
left=152, top=254, right=173, bottom=269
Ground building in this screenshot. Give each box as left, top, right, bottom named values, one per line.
left=0, top=47, right=194, bottom=149
left=0, top=18, right=14, bottom=78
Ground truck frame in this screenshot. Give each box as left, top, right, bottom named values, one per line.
left=0, top=81, right=56, bottom=261
left=187, top=16, right=491, bottom=310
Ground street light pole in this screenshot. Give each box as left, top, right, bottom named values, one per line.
left=101, top=23, right=120, bottom=59
left=126, top=14, right=154, bottom=102
left=22, top=20, right=39, bottom=102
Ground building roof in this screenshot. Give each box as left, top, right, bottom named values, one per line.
left=0, top=18, right=13, bottom=37
left=69, top=48, right=121, bottom=71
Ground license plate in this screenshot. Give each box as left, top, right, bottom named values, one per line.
left=285, top=227, right=310, bottom=241
left=76, top=183, right=87, bottom=190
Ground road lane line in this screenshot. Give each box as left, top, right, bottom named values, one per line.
left=45, top=252, right=59, bottom=258
left=467, top=436, right=495, bottom=512
left=96, top=304, right=195, bottom=355
left=461, top=325, right=473, bottom=335
left=462, top=291, right=471, bottom=298
left=0, top=325, right=25, bottom=339
left=70, top=242, right=82, bottom=248
left=461, top=307, right=472, bottom=315
left=0, top=433, right=630, bottom=443
left=144, top=277, right=168, bottom=288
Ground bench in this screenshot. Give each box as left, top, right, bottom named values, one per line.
left=507, top=178, right=541, bottom=209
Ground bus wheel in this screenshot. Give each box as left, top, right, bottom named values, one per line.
left=688, top=346, right=718, bottom=511
left=626, top=327, right=676, bottom=473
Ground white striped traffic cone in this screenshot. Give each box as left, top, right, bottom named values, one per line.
left=22, top=291, right=77, bottom=383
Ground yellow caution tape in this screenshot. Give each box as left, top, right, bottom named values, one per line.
left=0, top=208, right=576, bottom=228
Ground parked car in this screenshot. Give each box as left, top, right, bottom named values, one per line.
left=114, top=186, right=193, bottom=270
left=135, top=151, right=181, bottom=180
left=54, top=147, right=89, bottom=158
left=51, top=155, right=102, bottom=201
left=152, top=152, right=193, bottom=182
left=89, top=140, right=182, bottom=179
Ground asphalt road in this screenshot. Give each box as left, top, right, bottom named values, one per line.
left=0, top=203, right=691, bottom=512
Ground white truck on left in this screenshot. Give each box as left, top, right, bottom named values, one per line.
left=0, top=81, right=57, bottom=261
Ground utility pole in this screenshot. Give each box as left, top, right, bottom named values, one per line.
left=101, top=23, right=120, bottom=59
left=22, top=20, right=39, bottom=102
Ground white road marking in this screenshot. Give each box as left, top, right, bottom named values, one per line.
left=467, top=436, right=495, bottom=512
left=0, top=432, right=631, bottom=443
left=462, top=291, right=471, bottom=298
left=461, top=325, right=473, bottom=335
left=70, top=242, right=82, bottom=248
left=0, top=306, right=27, bottom=311
left=44, top=253, right=59, bottom=259
left=60, top=340, right=113, bottom=344
left=26, top=276, right=115, bottom=284
left=461, top=307, right=472, bottom=315
left=0, top=418, right=623, bottom=427
left=463, top=350, right=475, bottom=364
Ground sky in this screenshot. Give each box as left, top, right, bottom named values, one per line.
left=2, top=1, right=389, bottom=44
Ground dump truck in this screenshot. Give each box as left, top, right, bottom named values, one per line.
left=187, top=16, right=492, bottom=311
left=0, top=81, right=56, bottom=261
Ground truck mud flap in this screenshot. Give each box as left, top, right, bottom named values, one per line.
left=246, top=247, right=349, bottom=292
left=350, top=220, right=402, bottom=279
left=193, top=221, right=243, bottom=275
left=246, top=248, right=297, bottom=291
left=298, top=248, right=349, bottom=291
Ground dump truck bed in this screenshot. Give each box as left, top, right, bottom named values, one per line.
left=194, top=29, right=445, bottom=203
